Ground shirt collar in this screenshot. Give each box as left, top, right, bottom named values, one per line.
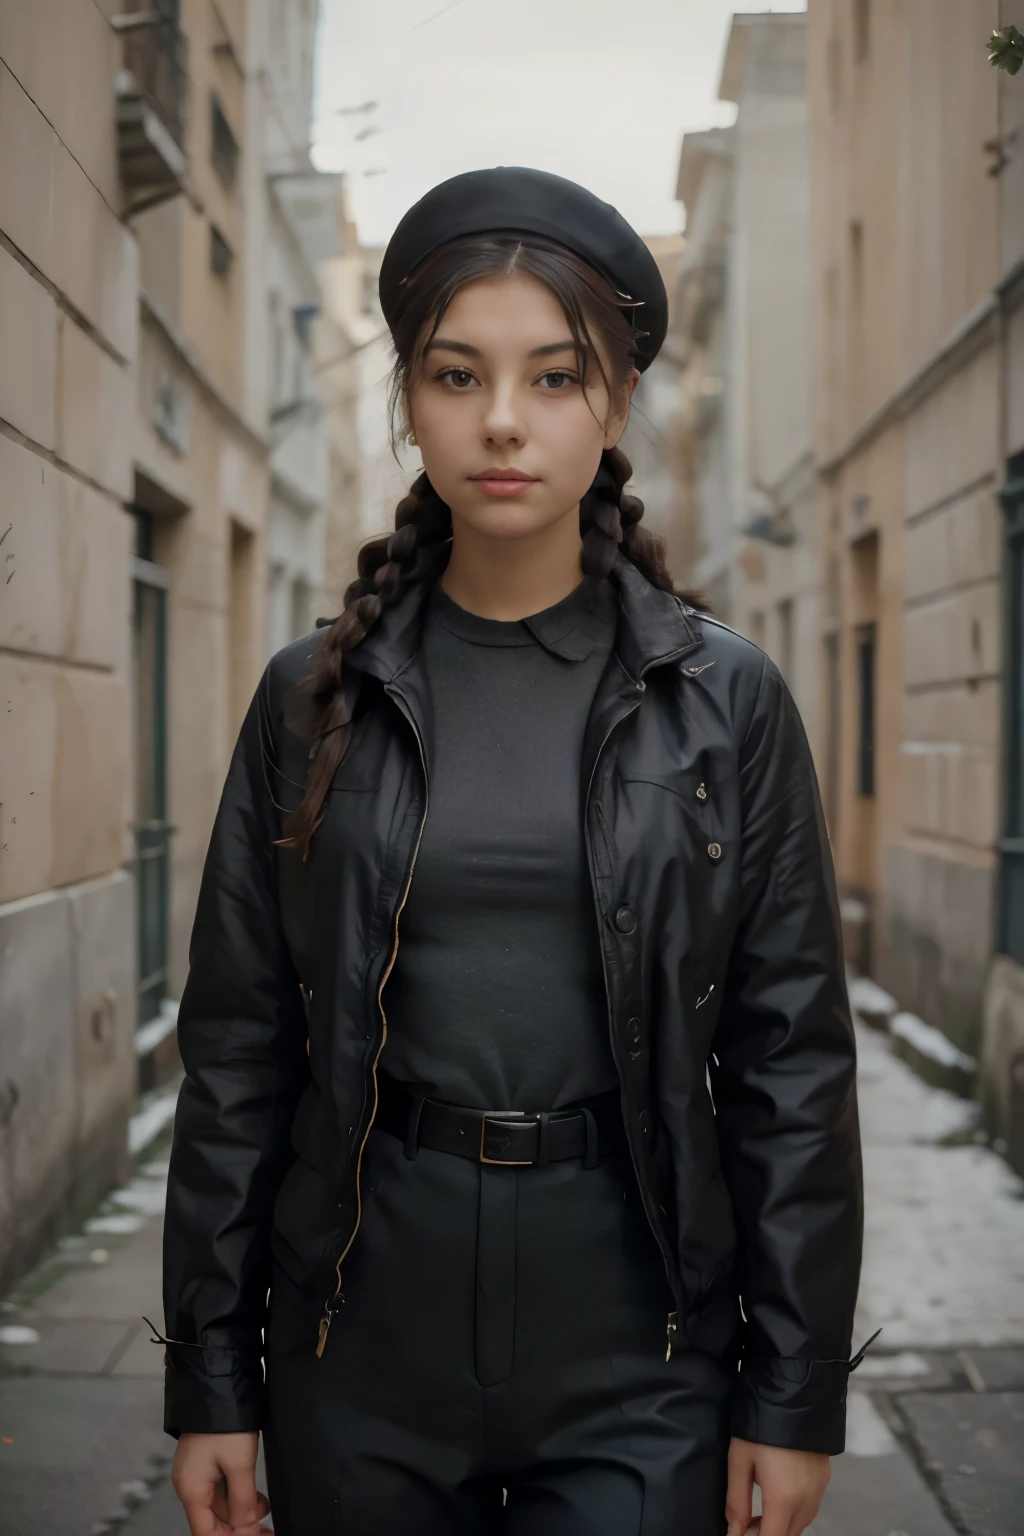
left=347, top=551, right=701, bottom=685
left=427, top=575, right=615, bottom=662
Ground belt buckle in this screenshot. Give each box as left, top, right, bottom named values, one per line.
left=479, top=1111, right=535, bottom=1166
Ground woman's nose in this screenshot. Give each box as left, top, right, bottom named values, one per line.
left=480, top=384, right=525, bottom=448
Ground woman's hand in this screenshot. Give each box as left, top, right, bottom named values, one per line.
left=171, top=1432, right=271, bottom=1536
left=726, top=1437, right=831, bottom=1536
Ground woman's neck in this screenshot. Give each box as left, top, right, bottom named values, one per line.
left=440, top=506, right=585, bottom=621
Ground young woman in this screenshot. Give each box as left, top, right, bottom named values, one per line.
left=162, top=168, right=864, bottom=1536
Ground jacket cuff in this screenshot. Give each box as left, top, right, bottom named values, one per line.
left=730, top=1357, right=850, bottom=1455
left=163, top=1341, right=265, bottom=1438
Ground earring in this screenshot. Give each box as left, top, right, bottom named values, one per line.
left=407, top=431, right=417, bottom=447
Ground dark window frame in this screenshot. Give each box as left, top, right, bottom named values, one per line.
left=999, top=452, right=1024, bottom=964
left=210, top=222, right=234, bottom=279
left=853, top=0, right=871, bottom=63
left=856, top=622, right=876, bottom=798
left=210, top=91, right=240, bottom=188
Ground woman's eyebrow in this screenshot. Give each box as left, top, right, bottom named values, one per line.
left=424, top=337, right=480, bottom=356
left=423, top=338, right=580, bottom=358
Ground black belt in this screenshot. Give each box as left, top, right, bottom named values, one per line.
left=376, top=1073, right=627, bottom=1168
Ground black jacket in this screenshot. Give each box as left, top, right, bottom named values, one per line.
left=163, top=555, right=863, bottom=1454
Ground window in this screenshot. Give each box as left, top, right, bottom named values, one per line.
left=210, top=92, right=239, bottom=188
left=849, top=220, right=864, bottom=304
left=290, top=577, right=312, bottom=641
left=823, top=629, right=841, bottom=833
left=857, top=623, right=876, bottom=797
left=130, top=502, right=171, bottom=1029
left=827, top=33, right=842, bottom=110
left=1000, top=452, right=1024, bottom=964
left=849, top=221, right=865, bottom=413
left=269, top=291, right=285, bottom=406
left=853, top=0, right=870, bottom=63
left=210, top=223, right=234, bottom=279
left=776, top=598, right=794, bottom=687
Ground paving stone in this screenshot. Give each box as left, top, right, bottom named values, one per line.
left=898, top=1391, right=1024, bottom=1536
left=23, top=1215, right=163, bottom=1325
left=856, top=1350, right=956, bottom=1394
left=0, top=1317, right=133, bottom=1376
left=117, top=1475, right=187, bottom=1535
left=957, top=1349, right=1024, bottom=1393
left=112, top=1319, right=167, bottom=1378
left=0, top=1373, right=168, bottom=1536
left=809, top=1435, right=957, bottom=1536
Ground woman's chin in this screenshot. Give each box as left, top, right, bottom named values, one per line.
left=450, top=497, right=575, bottom=543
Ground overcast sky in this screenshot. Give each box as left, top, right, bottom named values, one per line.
left=312, top=0, right=806, bottom=249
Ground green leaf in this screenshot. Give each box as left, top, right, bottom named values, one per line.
left=989, top=24, right=1024, bottom=75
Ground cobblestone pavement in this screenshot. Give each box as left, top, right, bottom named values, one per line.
left=1, top=1021, right=1023, bottom=1535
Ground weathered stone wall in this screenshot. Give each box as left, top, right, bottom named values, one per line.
left=0, top=1, right=139, bottom=1286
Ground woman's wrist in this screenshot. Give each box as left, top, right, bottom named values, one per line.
left=726, top=1436, right=831, bottom=1536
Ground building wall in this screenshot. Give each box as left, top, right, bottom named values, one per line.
left=980, top=6, right=1024, bottom=1167
left=673, top=128, right=734, bottom=618
left=675, top=15, right=818, bottom=745
left=318, top=241, right=419, bottom=596
left=131, top=0, right=270, bottom=1004
left=260, top=0, right=331, bottom=658
left=0, top=0, right=138, bottom=1288
left=624, top=235, right=687, bottom=582
left=808, top=0, right=1006, bottom=1058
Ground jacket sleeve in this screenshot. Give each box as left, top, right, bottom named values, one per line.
left=162, top=665, right=310, bottom=1437
left=710, top=655, right=863, bottom=1456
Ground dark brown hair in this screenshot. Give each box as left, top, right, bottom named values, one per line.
left=284, top=235, right=678, bottom=857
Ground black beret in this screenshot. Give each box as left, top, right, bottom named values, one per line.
left=378, top=167, right=668, bottom=371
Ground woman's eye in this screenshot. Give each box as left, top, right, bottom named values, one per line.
left=443, top=368, right=476, bottom=389
left=538, top=371, right=577, bottom=390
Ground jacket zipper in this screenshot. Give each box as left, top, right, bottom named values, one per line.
left=584, top=644, right=698, bottom=1353
left=316, top=689, right=429, bottom=1358
left=316, top=640, right=697, bottom=1359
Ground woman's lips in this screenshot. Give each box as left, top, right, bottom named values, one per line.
left=469, top=471, right=539, bottom=498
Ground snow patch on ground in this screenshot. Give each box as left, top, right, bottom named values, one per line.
left=889, top=1011, right=977, bottom=1072
left=110, top=1179, right=168, bottom=1218
left=855, top=1025, right=1024, bottom=1349
left=128, top=1088, right=178, bottom=1155
left=845, top=1391, right=899, bottom=1456
left=849, top=975, right=897, bottom=1020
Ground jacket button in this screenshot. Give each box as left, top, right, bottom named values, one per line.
left=628, top=1016, right=641, bottom=1044
left=708, top=842, right=722, bottom=861
left=615, top=905, right=637, bottom=934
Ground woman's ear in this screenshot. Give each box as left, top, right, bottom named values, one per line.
left=603, top=368, right=641, bottom=449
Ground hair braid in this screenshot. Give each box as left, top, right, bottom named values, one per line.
left=580, top=445, right=674, bottom=593
left=282, top=473, right=452, bottom=857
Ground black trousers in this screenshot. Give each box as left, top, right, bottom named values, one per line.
left=264, top=1127, right=737, bottom=1535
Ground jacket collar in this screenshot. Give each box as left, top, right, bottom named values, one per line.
left=345, top=551, right=702, bottom=687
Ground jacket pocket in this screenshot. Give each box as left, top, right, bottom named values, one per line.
left=270, top=1155, right=340, bottom=1296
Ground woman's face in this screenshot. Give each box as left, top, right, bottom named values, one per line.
left=406, top=272, right=637, bottom=545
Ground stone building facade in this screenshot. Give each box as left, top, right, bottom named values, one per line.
left=623, top=234, right=688, bottom=583
left=0, top=0, right=358, bottom=1289
left=130, top=0, right=271, bottom=1037
left=258, top=0, right=338, bottom=656
left=672, top=126, right=734, bottom=616
left=807, top=0, right=1024, bottom=1151
left=0, top=0, right=141, bottom=1288
left=672, top=12, right=818, bottom=746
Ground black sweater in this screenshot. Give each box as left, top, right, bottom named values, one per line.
left=382, top=577, right=619, bottom=1110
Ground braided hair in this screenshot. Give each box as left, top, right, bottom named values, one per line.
left=283, top=235, right=680, bottom=858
